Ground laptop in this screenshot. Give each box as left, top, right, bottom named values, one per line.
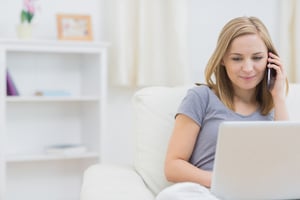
left=211, top=121, right=300, bottom=200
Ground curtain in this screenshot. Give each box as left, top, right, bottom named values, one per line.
left=106, top=0, right=189, bottom=87
left=279, top=0, right=300, bottom=83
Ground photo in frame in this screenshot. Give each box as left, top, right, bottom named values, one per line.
left=56, top=14, right=93, bottom=41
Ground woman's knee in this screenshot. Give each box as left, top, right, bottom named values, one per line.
left=155, top=184, right=181, bottom=200
left=156, top=182, right=211, bottom=200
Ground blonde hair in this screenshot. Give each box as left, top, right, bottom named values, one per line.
left=205, top=16, right=288, bottom=115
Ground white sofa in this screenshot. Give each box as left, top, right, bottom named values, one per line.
left=80, top=83, right=300, bottom=200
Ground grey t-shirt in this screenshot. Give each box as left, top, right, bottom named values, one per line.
left=177, top=85, right=273, bottom=171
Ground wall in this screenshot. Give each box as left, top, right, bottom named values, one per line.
left=0, top=0, right=101, bottom=40
left=0, top=0, right=281, bottom=165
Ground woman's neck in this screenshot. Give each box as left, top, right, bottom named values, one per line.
left=233, top=88, right=258, bottom=115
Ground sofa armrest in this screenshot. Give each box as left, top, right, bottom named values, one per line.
left=80, top=164, right=155, bottom=200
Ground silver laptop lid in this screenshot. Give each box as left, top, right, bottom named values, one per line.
left=211, top=121, right=300, bottom=200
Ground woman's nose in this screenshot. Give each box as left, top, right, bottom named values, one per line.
left=242, top=60, right=253, bottom=72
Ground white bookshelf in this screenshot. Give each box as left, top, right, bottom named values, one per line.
left=0, top=39, right=109, bottom=200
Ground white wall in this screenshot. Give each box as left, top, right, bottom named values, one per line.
left=0, top=0, right=281, bottom=165
left=0, top=0, right=101, bottom=40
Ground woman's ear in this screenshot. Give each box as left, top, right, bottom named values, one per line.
left=221, top=59, right=225, bottom=66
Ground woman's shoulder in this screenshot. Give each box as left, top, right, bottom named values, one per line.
left=186, top=84, right=222, bottom=107
left=189, top=83, right=214, bottom=96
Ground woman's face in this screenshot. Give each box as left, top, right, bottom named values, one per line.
left=222, top=34, right=268, bottom=91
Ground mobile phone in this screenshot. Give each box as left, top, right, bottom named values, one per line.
left=266, top=67, right=276, bottom=90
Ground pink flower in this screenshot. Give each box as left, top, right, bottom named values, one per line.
left=21, top=0, right=37, bottom=23
left=24, top=0, right=35, bottom=14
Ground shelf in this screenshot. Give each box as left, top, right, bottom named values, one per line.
left=0, top=39, right=108, bottom=200
left=6, top=96, right=100, bottom=102
left=6, top=152, right=99, bottom=163
left=0, top=38, right=110, bottom=46
left=0, top=39, right=110, bottom=53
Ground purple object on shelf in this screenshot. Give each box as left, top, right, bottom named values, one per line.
left=6, top=70, right=19, bottom=96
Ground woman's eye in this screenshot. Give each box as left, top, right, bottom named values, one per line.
left=253, top=56, right=263, bottom=60
left=232, top=57, right=242, bottom=61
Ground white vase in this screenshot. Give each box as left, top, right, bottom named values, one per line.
left=16, top=23, right=33, bottom=39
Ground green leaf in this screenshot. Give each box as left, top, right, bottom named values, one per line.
left=27, top=13, right=34, bottom=23
left=21, top=10, right=27, bottom=23
left=20, top=10, right=34, bottom=23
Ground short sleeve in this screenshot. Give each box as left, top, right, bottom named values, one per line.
left=176, top=86, right=209, bottom=127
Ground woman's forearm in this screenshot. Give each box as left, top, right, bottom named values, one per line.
left=165, top=159, right=212, bottom=188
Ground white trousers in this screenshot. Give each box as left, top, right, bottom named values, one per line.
left=155, top=182, right=220, bottom=200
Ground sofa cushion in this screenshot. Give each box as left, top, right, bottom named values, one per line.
left=286, top=83, right=300, bottom=120
left=132, top=85, right=191, bottom=195
left=80, top=164, right=154, bottom=200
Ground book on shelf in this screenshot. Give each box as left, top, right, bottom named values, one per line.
left=6, top=70, right=19, bottom=96
left=35, top=90, right=71, bottom=97
left=45, top=144, right=87, bottom=155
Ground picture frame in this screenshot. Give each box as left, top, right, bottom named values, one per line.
left=56, top=14, right=93, bottom=41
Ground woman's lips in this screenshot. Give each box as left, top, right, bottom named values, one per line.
left=241, top=75, right=255, bottom=80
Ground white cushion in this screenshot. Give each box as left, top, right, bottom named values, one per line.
left=80, top=164, right=154, bottom=200
left=132, top=85, right=191, bottom=195
left=286, top=83, right=300, bottom=121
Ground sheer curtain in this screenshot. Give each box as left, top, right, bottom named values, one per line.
left=105, top=0, right=189, bottom=87
left=280, top=0, right=300, bottom=83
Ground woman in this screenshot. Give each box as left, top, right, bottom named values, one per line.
left=156, top=16, right=289, bottom=200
